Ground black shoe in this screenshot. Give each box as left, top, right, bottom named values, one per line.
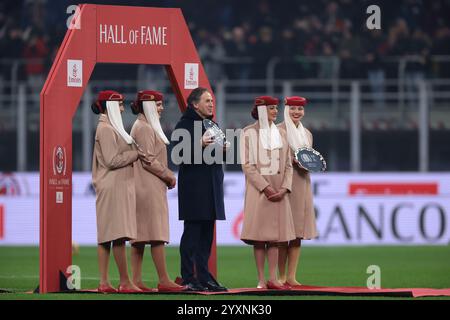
left=182, top=281, right=208, bottom=292
left=201, top=280, right=228, bottom=292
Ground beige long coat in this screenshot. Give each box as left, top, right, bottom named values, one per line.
left=240, top=121, right=296, bottom=244
left=130, top=114, right=174, bottom=243
left=278, top=122, right=318, bottom=240
left=92, top=114, right=138, bottom=244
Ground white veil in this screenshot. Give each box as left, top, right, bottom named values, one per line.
left=106, top=100, right=134, bottom=145
left=142, top=101, right=169, bottom=145
left=257, top=105, right=282, bottom=150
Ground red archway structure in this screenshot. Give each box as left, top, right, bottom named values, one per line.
left=40, top=4, right=217, bottom=293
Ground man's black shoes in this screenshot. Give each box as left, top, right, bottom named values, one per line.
left=179, top=275, right=227, bottom=292
left=183, top=280, right=209, bottom=292
left=201, top=280, right=228, bottom=292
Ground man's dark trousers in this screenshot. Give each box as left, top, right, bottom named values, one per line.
left=180, top=220, right=215, bottom=284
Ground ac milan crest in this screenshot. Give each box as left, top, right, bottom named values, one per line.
left=53, top=146, right=67, bottom=175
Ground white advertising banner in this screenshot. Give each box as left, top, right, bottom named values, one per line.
left=0, top=172, right=449, bottom=245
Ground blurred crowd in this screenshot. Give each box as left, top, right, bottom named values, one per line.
left=188, top=0, right=450, bottom=81
left=1, top=0, right=450, bottom=83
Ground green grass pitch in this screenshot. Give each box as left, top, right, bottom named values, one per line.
left=0, top=246, right=449, bottom=300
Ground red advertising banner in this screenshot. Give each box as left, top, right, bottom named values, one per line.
left=349, top=183, right=438, bottom=195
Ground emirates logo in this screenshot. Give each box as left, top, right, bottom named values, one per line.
left=184, top=63, right=198, bottom=89
left=67, top=59, right=82, bottom=87
left=72, top=64, right=77, bottom=78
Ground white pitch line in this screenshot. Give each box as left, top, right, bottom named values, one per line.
left=0, top=275, right=39, bottom=279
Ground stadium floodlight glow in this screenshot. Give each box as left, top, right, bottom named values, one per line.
left=39, top=4, right=217, bottom=293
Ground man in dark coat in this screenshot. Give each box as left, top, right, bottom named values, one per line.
left=172, top=87, right=227, bottom=292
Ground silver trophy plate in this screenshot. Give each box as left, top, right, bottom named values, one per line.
left=203, top=119, right=227, bottom=147
left=294, top=147, right=327, bottom=172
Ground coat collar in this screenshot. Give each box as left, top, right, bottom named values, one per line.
left=98, top=113, right=109, bottom=124
left=277, top=121, right=286, bottom=130
left=181, top=106, right=213, bottom=121
left=137, top=113, right=147, bottom=123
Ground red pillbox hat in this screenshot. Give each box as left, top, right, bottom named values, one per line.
left=284, top=96, right=307, bottom=106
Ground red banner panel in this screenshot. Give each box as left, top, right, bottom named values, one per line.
left=349, top=183, right=438, bottom=195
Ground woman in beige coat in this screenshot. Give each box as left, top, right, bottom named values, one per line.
left=91, top=90, right=143, bottom=293
left=129, top=90, right=185, bottom=292
left=240, top=95, right=295, bottom=290
left=277, top=96, right=318, bottom=288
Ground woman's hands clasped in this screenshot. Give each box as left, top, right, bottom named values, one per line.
left=263, top=186, right=288, bottom=202
left=137, top=148, right=151, bottom=165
